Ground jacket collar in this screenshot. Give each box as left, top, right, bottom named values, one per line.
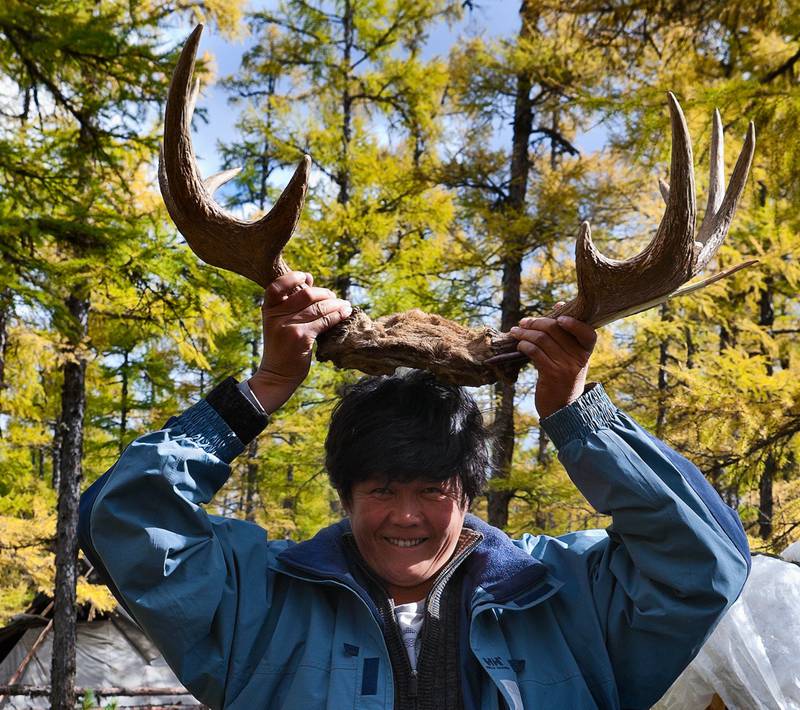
left=276, top=517, right=354, bottom=580
left=274, top=513, right=556, bottom=606
left=459, top=514, right=552, bottom=604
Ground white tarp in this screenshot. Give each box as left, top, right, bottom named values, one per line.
left=655, top=551, right=800, bottom=710
left=0, top=611, right=199, bottom=708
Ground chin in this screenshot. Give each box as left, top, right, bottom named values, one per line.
left=385, top=568, right=428, bottom=587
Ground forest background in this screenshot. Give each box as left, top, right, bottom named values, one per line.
left=1, top=0, right=800, bottom=703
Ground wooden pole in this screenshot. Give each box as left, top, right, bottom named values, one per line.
left=0, top=685, right=193, bottom=697
left=0, top=601, right=54, bottom=706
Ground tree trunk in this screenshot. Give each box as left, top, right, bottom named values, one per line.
left=655, top=303, right=671, bottom=439
left=758, top=452, right=775, bottom=540
left=684, top=325, right=695, bottom=368
left=758, top=276, right=775, bottom=540
left=488, top=380, right=516, bottom=528
left=487, top=0, right=535, bottom=529
left=51, top=416, right=61, bottom=491
left=282, top=434, right=296, bottom=514
left=119, top=349, right=129, bottom=454
left=537, top=428, right=550, bottom=466
left=756, top=178, right=774, bottom=541
left=50, top=291, right=89, bottom=710
left=243, top=333, right=260, bottom=522
left=334, top=0, right=354, bottom=300
left=0, top=288, right=10, bottom=392
left=283, top=461, right=295, bottom=511
left=257, top=73, right=277, bottom=213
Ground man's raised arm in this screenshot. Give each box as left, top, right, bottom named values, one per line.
left=510, top=316, right=750, bottom=708
left=77, top=272, right=350, bottom=707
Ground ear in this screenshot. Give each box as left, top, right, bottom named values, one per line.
left=338, top=491, right=352, bottom=516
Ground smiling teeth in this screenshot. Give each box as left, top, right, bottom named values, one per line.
left=385, top=537, right=426, bottom=548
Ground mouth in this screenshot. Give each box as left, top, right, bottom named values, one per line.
left=384, top=537, right=428, bottom=548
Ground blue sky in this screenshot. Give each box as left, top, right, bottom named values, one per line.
left=179, top=1, right=607, bottom=180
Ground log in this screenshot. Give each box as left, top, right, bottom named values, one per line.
left=0, top=685, right=193, bottom=697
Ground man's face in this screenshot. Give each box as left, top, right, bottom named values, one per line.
left=344, top=476, right=467, bottom=602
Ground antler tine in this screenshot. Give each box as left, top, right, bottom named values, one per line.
left=693, top=121, right=756, bottom=273
left=187, top=78, right=200, bottom=125
left=659, top=108, right=724, bottom=220
left=542, top=97, right=757, bottom=335
left=558, top=93, right=697, bottom=325
left=159, top=24, right=310, bottom=288
left=700, top=109, right=725, bottom=232
left=658, top=177, right=670, bottom=204
left=203, top=167, right=243, bottom=195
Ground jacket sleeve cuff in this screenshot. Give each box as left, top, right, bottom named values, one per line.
left=540, top=383, right=618, bottom=449
left=185, top=376, right=269, bottom=456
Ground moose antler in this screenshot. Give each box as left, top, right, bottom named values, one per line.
left=159, top=25, right=756, bottom=386
left=484, top=96, right=756, bottom=368
left=158, top=24, right=309, bottom=287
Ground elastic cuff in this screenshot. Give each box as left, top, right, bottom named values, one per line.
left=540, top=383, right=618, bottom=449
left=206, top=376, right=269, bottom=446
left=179, top=399, right=245, bottom=463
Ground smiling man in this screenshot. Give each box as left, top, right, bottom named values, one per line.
left=324, top=370, right=488, bottom=610
left=79, top=272, right=751, bottom=709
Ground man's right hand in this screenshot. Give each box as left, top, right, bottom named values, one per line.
left=248, top=271, right=352, bottom=414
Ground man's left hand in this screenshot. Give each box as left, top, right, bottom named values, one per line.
left=510, top=316, right=597, bottom=418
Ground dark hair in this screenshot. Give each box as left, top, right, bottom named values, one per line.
left=325, top=369, right=490, bottom=505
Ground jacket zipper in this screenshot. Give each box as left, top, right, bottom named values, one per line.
left=272, top=568, right=397, bottom=694
left=280, top=529, right=482, bottom=709
left=277, top=554, right=418, bottom=707
left=356, top=563, right=420, bottom=708
left=389, top=532, right=482, bottom=708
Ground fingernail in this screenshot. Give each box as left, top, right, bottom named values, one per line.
left=510, top=326, right=521, bottom=335
left=557, top=316, right=568, bottom=324
left=341, top=305, right=353, bottom=317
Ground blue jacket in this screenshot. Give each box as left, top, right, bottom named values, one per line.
left=78, top=383, right=750, bottom=709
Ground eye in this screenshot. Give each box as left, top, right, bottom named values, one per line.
left=421, top=486, right=448, bottom=499
left=370, top=486, right=393, bottom=498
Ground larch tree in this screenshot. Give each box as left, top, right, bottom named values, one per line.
left=444, top=3, right=626, bottom=528
left=209, top=0, right=468, bottom=532
left=565, top=0, right=800, bottom=549
left=0, top=1, right=244, bottom=706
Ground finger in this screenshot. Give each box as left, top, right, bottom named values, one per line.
left=265, top=271, right=310, bottom=306
left=306, top=301, right=354, bottom=335
left=544, top=319, right=593, bottom=362
left=512, top=325, right=571, bottom=366
left=294, top=297, right=351, bottom=323
left=305, top=272, right=313, bottom=287
left=556, top=316, right=597, bottom=352
left=516, top=317, right=591, bottom=365
left=269, top=286, right=337, bottom=315
left=517, top=340, right=557, bottom=372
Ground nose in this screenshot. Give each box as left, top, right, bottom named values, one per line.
left=388, top=492, right=423, bottom=526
